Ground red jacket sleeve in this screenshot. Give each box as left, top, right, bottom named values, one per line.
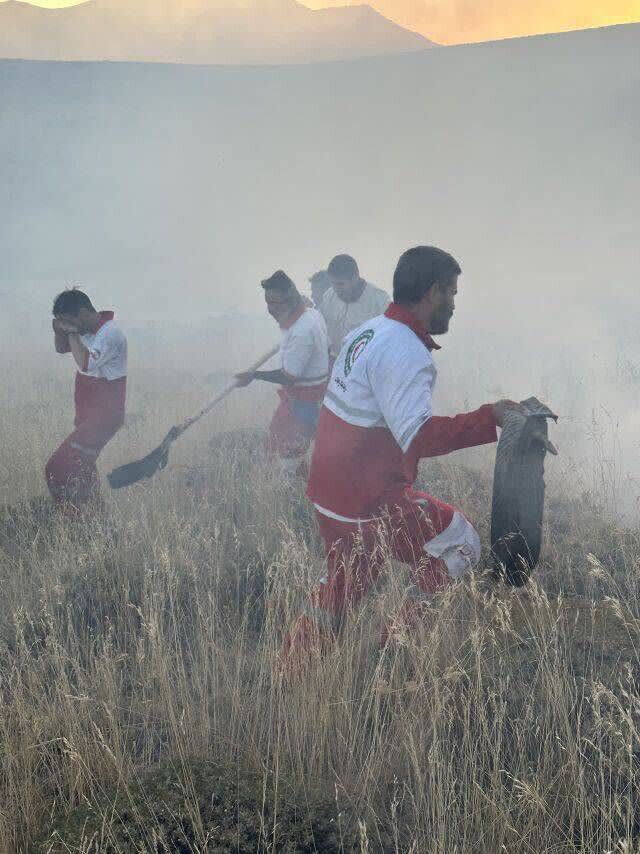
left=408, top=403, right=498, bottom=461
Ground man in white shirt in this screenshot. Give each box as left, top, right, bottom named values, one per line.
left=318, top=254, right=391, bottom=359
left=236, top=270, right=329, bottom=476
left=47, top=289, right=127, bottom=511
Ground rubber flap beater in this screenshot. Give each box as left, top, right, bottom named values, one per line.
left=490, top=397, right=558, bottom=586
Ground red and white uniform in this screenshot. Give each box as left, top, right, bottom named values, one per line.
left=284, top=303, right=498, bottom=654
left=267, top=304, right=329, bottom=464
left=46, top=311, right=127, bottom=506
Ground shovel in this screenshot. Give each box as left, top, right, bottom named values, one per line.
left=107, top=345, right=279, bottom=489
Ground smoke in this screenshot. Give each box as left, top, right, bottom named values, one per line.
left=1, top=25, right=639, bottom=516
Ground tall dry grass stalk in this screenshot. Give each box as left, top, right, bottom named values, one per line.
left=0, top=355, right=638, bottom=852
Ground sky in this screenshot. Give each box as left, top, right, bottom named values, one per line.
left=5, top=0, right=640, bottom=45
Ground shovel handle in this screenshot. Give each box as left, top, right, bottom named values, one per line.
left=175, top=345, right=280, bottom=435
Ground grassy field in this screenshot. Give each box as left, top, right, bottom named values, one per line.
left=0, top=345, right=639, bottom=853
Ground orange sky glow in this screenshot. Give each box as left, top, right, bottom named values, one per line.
left=303, top=0, right=640, bottom=44
left=5, top=0, right=640, bottom=44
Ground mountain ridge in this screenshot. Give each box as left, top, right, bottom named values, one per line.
left=0, top=0, right=435, bottom=64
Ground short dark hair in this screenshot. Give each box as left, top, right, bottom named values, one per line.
left=261, top=270, right=296, bottom=293
left=309, top=270, right=330, bottom=287
left=261, top=270, right=301, bottom=306
left=328, top=254, right=359, bottom=280
left=52, top=289, right=94, bottom=316
left=393, top=246, right=461, bottom=305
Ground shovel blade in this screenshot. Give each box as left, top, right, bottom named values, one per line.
left=107, top=443, right=169, bottom=489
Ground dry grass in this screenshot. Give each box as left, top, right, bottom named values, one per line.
left=0, top=351, right=639, bottom=853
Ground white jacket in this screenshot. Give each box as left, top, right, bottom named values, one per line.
left=79, top=312, right=127, bottom=380
left=280, top=307, right=329, bottom=386
left=318, top=281, right=391, bottom=357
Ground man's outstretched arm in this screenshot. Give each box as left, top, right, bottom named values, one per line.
left=235, top=369, right=295, bottom=387
left=409, top=405, right=497, bottom=459
left=409, top=400, right=523, bottom=460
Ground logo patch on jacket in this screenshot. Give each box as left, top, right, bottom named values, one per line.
left=344, top=329, right=374, bottom=376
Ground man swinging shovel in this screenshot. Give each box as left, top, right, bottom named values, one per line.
left=235, top=271, right=330, bottom=479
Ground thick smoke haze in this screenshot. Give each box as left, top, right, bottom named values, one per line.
left=1, top=24, right=639, bottom=514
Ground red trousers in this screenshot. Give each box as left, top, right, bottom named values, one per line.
left=280, top=489, right=481, bottom=665
left=314, top=491, right=452, bottom=612
left=45, top=417, right=122, bottom=508
left=267, top=389, right=320, bottom=460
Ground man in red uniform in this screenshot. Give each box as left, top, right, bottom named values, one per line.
left=47, top=289, right=127, bottom=511
left=281, top=246, right=522, bottom=663
left=236, top=271, right=329, bottom=477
